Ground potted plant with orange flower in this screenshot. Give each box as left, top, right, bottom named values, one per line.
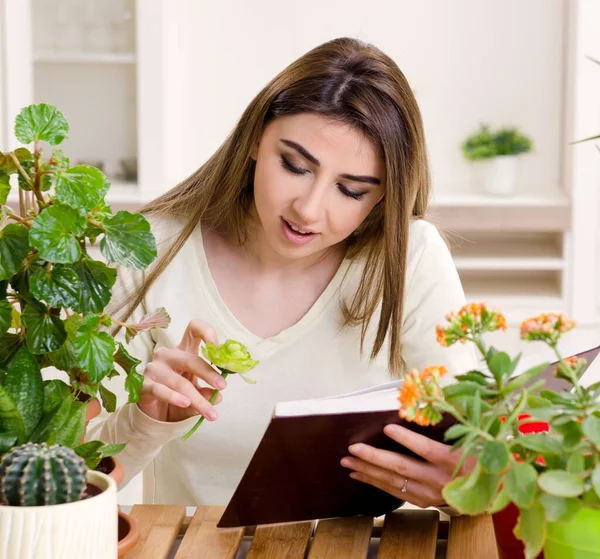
left=398, top=304, right=600, bottom=559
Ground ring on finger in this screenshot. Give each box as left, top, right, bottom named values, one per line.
left=401, top=478, right=409, bottom=493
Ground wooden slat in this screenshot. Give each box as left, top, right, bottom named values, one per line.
left=127, top=504, right=186, bottom=559
left=308, top=516, right=373, bottom=559
left=446, top=515, right=498, bottom=559
left=175, top=505, right=244, bottom=559
left=247, top=521, right=313, bottom=559
left=377, top=510, right=439, bottom=559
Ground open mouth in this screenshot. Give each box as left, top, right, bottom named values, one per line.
left=283, top=219, right=314, bottom=235
left=281, top=218, right=318, bottom=244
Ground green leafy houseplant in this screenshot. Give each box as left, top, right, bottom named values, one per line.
left=462, top=124, right=533, bottom=161
left=399, top=304, right=600, bottom=558
left=0, top=103, right=172, bottom=471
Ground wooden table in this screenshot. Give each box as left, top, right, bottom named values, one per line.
left=123, top=505, right=499, bottom=558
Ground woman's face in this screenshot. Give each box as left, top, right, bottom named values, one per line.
left=252, top=113, right=385, bottom=261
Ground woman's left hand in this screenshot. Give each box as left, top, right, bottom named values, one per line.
left=340, top=423, right=474, bottom=509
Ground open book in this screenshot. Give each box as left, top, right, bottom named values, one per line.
left=218, top=342, right=600, bottom=528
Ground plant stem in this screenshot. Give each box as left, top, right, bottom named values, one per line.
left=181, top=371, right=230, bottom=441
left=88, top=218, right=104, bottom=229
left=9, top=153, right=33, bottom=187
left=7, top=213, right=31, bottom=227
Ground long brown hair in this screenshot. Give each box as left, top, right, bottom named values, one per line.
left=120, top=37, right=431, bottom=376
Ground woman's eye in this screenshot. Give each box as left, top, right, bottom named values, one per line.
left=338, top=184, right=366, bottom=201
left=280, top=155, right=308, bottom=175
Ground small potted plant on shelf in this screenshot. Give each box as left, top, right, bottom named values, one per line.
left=461, top=124, right=533, bottom=196
left=399, top=304, right=600, bottom=559
left=0, top=103, right=170, bottom=557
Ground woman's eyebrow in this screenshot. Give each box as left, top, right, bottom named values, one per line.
left=280, top=138, right=381, bottom=185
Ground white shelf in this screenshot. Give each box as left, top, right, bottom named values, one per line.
left=460, top=270, right=563, bottom=306
left=455, top=257, right=565, bottom=271
left=33, top=52, right=136, bottom=64
left=431, top=188, right=570, bottom=208
left=451, top=233, right=565, bottom=271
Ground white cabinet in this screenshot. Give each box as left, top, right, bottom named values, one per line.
left=2, top=0, right=600, bottom=327
left=1, top=0, right=186, bottom=203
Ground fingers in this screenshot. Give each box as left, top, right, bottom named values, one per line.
left=341, top=447, right=450, bottom=491
left=348, top=470, right=445, bottom=508
left=154, top=347, right=226, bottom=391
left=177, top=319, right=219, bottom=354
left=143, top=361, right=219, bottom=420
left=383, top=424, right=457, bottom=468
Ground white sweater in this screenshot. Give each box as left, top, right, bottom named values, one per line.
left=88, top=217, right=477, bottom=505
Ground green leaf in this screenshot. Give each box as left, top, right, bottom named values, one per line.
left=28, top=390, right=73, bottom=444
left=4, top=346, right=43, bottom=439
left=540, top=389, right=574, bottom=406
left=567, top=452, right=584, bottom=474
left=592, top=465, right=600, bottom=499
left=480, top=440, right=509, bottom=473
left=125, top=371, right=144, bottom=404
left=0, top=333, right=23, bottom=370
left=100, top=211, right=157, bottom=269
left=514, top=502, right=546, bottom=559
left=488, top=351, right=514, bottom=385
left=443, top=381, right=497, bottom=401
left=0, top=223, right=30, bottom=281
left=29, top=205, right=86, bottom=264
left=73, top=440, right=104, bottom=469
left=539, top=493, right=581, bottom=523
left=504, top=363, right=549, bottom=393
left=455, top=370, right=491, bottom=386
left=53, top=399, right=86, bottom=447
left=538, top=470, right=584, bottom=498
left=527, top=395, right=552, bottom=409
left=99, top=442, right=126, bottom=458
left=73, top=314, right=115, bottom=382
left=444, top=424, right=471, bottom=441
left=48, top=314, right=82, bottom=372
left=489, top=487, right=511, bottom=514
left=99, top=383, right=117, bottom=413
left=14, top=104, right=69, bottom=145
left=441, top=463, right=501, bottom=515
left=0, top=385, right=25, bottom=443
left=30, top=265, right=80, bottom=308
left=55, top=165, right=108, bottom=211
left=0, top=299, right=12, bottom=338
left=514, top=433, right=563, bottom=455
left=113, top=342, right=141, bottom=376
left=69, top=258, right=117, bottom=313
left=0, top=147, right=33, bottom=174
left=0, top=433, right=17, bottom=453
left=0, top=173, right=10, bottom=204
left=582, top=416, right=600, bottom=448
left=505, top=461, right=538, bottom=508
left=21, top=300, right=66, bottom=354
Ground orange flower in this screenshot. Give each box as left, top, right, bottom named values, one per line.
left=419, top=365, right=448, bottom=381
left=520, top=313, right=576, bottom=342
left=398, top=374, right=423, bottom=409
left=496, top=313, right=508, bottom=331
left=436, top=325, right=448, bottom=346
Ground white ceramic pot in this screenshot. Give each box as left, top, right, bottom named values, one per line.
left=0, top=470, right=117, bottom=559
left=475, top=154, right=520, bottom=196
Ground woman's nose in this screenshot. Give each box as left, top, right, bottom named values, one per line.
left=291, top=184, right=328, bottom=225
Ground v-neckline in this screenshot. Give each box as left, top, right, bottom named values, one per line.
left=190, top=224, right=351, bottom=355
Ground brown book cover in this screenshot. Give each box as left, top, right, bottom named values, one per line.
left=218, top=343, right=600, bottom=528
left=217, top=407, right=456, bottom=528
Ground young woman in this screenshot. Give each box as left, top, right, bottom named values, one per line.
left=89, top=37, right=477, bottom=509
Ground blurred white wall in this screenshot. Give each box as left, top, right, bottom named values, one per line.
left=172, top=0, right=567, bottom=198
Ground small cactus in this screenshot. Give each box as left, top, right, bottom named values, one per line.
left=0, top=442, right=88, bottom=506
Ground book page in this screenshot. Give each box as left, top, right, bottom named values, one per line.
left=275, top=381, right=402, bottom=417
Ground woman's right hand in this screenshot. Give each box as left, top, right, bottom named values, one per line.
left=137, top=319, right=227, bottom=423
